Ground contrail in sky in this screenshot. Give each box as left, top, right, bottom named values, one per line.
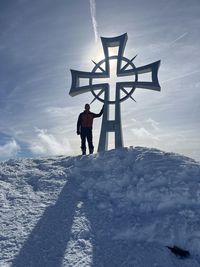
left=89, top=0, right=98, bottom=42
left=169, top=32, right=188, bottom=46
left=162, top=69, right=200, bottom=84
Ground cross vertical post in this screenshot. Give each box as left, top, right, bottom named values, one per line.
left=115, top=83, right=123, bottom=149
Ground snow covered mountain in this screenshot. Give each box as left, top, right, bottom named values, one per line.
left=1, top=147, right=200, bottom=267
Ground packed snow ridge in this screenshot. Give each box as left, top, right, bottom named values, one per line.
left=1, top=146, right=200, bottom=267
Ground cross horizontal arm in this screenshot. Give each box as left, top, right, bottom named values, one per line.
left=119, top=81, right=160, bottom=91
left=117, top=60, right=161, bottom=91
left=69, top=69, right=109, bottom=96
left=118, top=60, right=160, bottom=76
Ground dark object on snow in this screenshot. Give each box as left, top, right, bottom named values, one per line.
left=166, top=245, right=190, bottom=258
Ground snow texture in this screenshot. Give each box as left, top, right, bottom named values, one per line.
left=0, top=146, right=200, bottom=267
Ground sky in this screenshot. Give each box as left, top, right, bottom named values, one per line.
left=0, top=0, right=200, bottom=161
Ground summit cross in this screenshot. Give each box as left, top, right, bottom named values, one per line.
left=69, top=33, right=161, bottom=152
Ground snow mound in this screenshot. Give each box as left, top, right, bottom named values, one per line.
left=1, top=147, right=200, bottom=267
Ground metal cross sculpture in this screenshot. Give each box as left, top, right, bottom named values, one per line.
left=69, top=33, right=161, bottom=152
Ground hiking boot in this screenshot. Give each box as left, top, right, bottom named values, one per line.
left=89, top=148, right=94, bottom=154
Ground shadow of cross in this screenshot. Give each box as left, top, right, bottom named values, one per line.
left=69, top=33, right=161, bottom=152
left=11, top=177, right=80, bottom=267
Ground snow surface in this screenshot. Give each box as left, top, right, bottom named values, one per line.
left=0, top=146, right=200, bottom=267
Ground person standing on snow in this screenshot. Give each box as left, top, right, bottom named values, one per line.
left=77, top=104, right=104, bottom=155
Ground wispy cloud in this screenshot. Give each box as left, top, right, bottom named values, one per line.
left=89, top=0, right=98, bottom=42
left=0, top=140, right=20, bottom=158
left=146, top=118, right=159, bottom=131
left=169, top=32, right=188, bottom=46
left=131, top=127, right=160, bottom=141
left=30, top=128, right=72, bottom=156
left=162, top=69, right=200, bottom=84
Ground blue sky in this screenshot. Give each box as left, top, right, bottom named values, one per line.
left=0, top=0, right=200, bottom=161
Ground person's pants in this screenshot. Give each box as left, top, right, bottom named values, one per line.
left=80, top=128, right=94, bottom=155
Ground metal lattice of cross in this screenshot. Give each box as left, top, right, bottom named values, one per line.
left=69, top=33, right=161, bottom=152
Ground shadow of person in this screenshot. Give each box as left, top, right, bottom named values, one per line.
left=12, top=176, right=79, bottom=267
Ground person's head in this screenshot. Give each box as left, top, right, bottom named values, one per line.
left=85, top=103, right=90, bottom=111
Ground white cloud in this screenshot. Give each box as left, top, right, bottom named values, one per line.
left=89, top=0, right=98, bottom=42
left=0, top=140, right=20, bottom=158
left=131, top=127, right=160, bottom=141
left=45, top=106, right=77, bottom=118
left=146, top=118, right=159, bottom=131
left=30, top=128, right=72, bottom=156
left=131, top=118, right=137, bottom=123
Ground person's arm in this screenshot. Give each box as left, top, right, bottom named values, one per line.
left=77, top=114, right=81, bottom=135
left=92, top=105, right=104, bottom=118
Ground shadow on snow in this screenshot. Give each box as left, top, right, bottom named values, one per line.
left=11, top=175, right=136, bottom=267
left=11, top=177, right=79, bottom=267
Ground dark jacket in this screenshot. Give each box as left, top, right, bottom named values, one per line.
left=77, top=108, right=103, bottom=133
